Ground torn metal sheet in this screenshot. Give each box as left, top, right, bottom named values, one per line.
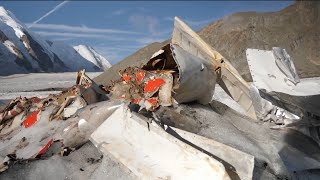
left=170, top=44, right=217, bottom=104
left=107, top=17, right=256, bottom=117
left=0, top=100, right=122, bottom=170
left=90, top=105, right=230, bottom=180
left=0, top=97, right=30, bottom=124
left=0, top=69, right=113, bottom=172
left=60, top=100, right=123, bottom=148
left=273, top=47, right=300, bottom=84
left=246, top=48, right=320, bottom=119
left=246, top=48, right=320, bottom=144
left=77, top=69, right=109, bottom=104
left=108, top=42, right=217, bottom=111
left=172, top=16, right=257, bottom=120
left=23, top=109, right=40, bottom=128
left=166, top=126, right=255, bottom=180
left=246, top=48, right=320, bottom=96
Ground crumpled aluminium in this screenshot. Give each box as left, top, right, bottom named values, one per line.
left=0, top=70, right=113, bottom=172
left=108, top=43, right=217, bottom=111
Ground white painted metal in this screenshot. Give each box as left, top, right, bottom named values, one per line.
left=172, top=16, right=257, bottom=120
left=90, top=105, right=230, bottom=180
left=246, top=49, right=320, bottom=96
left=169, top=127, right=255, bottom=180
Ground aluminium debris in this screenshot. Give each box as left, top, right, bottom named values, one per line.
left=1, top=15, right=320, bottom=180
left=90, top=105, right=231, bottom=180
left=0, top=70, right=116, bottom=172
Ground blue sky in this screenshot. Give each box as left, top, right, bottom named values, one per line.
left=1, top=1, right=294, bottom=64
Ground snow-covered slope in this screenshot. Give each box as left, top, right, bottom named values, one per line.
left=73, top=45, right=111, bottom=71
left=0, top=6, right=111, bottom=76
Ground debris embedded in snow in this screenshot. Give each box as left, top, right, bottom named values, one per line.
left=0, top=69, right=115, bottom=171
left=0, top=15, right=320, bottom=180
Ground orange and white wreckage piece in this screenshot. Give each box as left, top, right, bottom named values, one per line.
left=1, top=17, right=320, bottom=179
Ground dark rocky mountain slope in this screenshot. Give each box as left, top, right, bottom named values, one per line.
left=95, top=1, right=320, bottom=85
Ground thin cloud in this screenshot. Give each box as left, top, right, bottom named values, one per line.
left=94, top=46, right=125, bottom=64
left=164, top=16, right=216, bottom=27
left=111, top=9, right=126, bottom=16
left=51, top=37, right=73, bottom=41
left=184, top=18, right=216, bottom=26
left=28, top=1, right=69, bottom=28
left=129, top=15, right=161, bottom=36
left=97, top=46, right=142, bottom=52
left=164, top=17, right=174, bottom=22
left=34, top=31, right=130, bottom=41
left=27, top=23, right=139, bottom=34
left=135, top=37, right=166, bottom=46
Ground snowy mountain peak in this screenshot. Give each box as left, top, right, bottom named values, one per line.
left=0, top=6, right=9, bottom=16
left=0, top=6, right=111, bottom=75
left=74, top=45, right=111, bottom=70
left=0, top=6, right=25, bottom=39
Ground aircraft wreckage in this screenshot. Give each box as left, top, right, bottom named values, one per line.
left=1, top=17, right=320, bottom=179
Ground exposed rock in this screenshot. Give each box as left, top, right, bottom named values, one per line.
left=95, top=1, right=320, bottom=84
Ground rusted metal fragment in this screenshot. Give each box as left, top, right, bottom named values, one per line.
left=90, top=105, right=230, bottom=180
left=23, top=109, right=40, bottom=128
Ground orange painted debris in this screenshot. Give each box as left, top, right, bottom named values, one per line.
left=37, top=138, right=54, bottom=156
left=144, top=78, right=165, bottom=93
left=123, top=75, right=131, bottom=82
left=30, top=97, right=42, bottom=103
left=135, top=70, right=145, bottom=83
left=71, top=85, right=79, bottom=95
left=133, top=98, right=141, bottom=104
left=23, top=109, right=40, bottom=128
left=147, top=98, right=158, bottom=106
